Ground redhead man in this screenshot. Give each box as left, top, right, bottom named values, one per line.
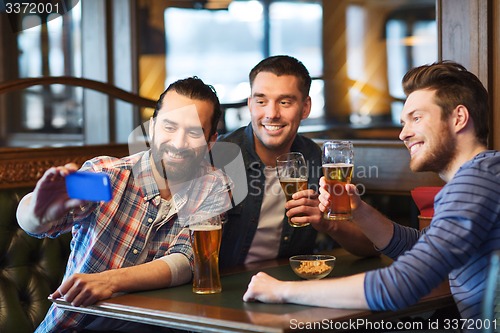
left=243, top=61, right=500, bottom=330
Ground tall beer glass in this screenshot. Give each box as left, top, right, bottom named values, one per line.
left=276, top=152, right=309, bottom=227
left=322, top=141, right=354, bottom=221
left=189, top=215, right=223, bottom=294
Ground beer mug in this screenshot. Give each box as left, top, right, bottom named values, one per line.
left=322, top=141, right=354, bottom=221
left=276, top=152, right=309, bottom=227
left=189, top=215, right=223, bottom=294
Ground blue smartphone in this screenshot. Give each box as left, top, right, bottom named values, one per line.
left=65, top=171, right=112, bottom=202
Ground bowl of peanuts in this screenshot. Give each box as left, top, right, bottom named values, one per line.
left=289, top=255, right=336, bottom=280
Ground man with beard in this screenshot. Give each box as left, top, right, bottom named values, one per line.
left=16, top=77, right=232, bottom=332
left=218, top=55, right=377, bottom=269
left=243, top=61, right=500, bottom=329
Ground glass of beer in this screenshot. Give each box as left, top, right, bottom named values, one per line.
left=322, top=141, right=354, bottom=221
left=189, top=215, right=223, bottom=294
left=276, top=152, right=309, bottom=227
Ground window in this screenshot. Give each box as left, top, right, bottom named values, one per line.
left=385, top=5, right=437, bottom=123
left=9, top=1, right=82, bottom=146
left=164, top=0, right=323, bottom=132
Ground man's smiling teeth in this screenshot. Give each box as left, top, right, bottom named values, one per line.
left=410, top=143, right=423, bottom=154
left=166, top=151, right=184, bottom=159
left=263, top=124, right=283, bottom=131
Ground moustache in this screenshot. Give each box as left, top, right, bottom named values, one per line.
left=158, top=144, right=197, bottom=159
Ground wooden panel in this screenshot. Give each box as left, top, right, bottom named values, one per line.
left=438, top=0, right=489, bottom=81
left=322, top=0, right=350, bottom=121
left=493, top=0, right=500, bottom=150
left=0, top=144, right=129, bottom=189
left=0, top=14, right=18, bottom=143
left=438, top=0, right=498, bottom=150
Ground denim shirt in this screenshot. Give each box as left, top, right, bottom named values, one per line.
left=218, top=125, right=322, bottom=269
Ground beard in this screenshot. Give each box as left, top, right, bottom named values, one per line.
left=409, top=124, right=457, bottom=174
left=151, top=142, right=207, bottom=183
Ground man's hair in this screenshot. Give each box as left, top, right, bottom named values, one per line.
left=153, top=76, right=222, bottom=137
left=402, top=61, right=489, bottom=146
left=249, top=55, right=311, bottom=100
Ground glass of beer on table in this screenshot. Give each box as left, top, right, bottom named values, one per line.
left=322, top=141, right=354, bottom=221
left=276, top=152, right=309, bottom=227
left=189, top=215, right=223, bottom=294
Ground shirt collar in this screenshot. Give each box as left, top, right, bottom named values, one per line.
left=242, top=123, right=310, bottom=169
left=132, top=151, right=161, bottom=203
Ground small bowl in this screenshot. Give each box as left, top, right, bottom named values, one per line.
left=289, top=255, right=336, bottom=280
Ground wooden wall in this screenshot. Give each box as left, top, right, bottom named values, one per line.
left=0, top=145, right=129, bottom=189
left=438, top=0, right=499, bottom=150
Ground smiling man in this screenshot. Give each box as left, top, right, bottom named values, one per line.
left=150, top=102, right=210, bottom=183
left=16, top=77, right=232, bottom=332
left=218, top=55, right=376, bottom=269
left=243, top=61, right=500, bottom=331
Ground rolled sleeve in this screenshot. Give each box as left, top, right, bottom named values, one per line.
left=158, top=253, right=192, bottom=287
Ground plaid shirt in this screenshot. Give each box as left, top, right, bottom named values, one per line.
left=34, top=151, right=232, bottom=332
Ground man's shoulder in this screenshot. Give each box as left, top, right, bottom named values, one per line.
left=297, top=134, right=321, bottom=147
left=192, top=160, right=230, bottom=185
left=82, top=151, right=145, bottom=172
left=463, top=150, right=500, bottom=175
left=477, top=150, right=500, bottom=169
left=446, top=150, right=500, bottom=193
left=461, top=151, right=500, bottom=186
left=218, top=126, right=248, bottom=144
left=294, top=134, right=322, bottom=156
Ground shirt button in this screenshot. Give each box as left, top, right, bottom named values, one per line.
left=147, top=217, right=153, bottom=223
left=133, top=249, right=139, bottom=255
left=283, top=236, right=289, bottom=241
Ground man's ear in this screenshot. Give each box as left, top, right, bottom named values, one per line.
left=148, top=117, right=154, bottom=132
left=148, top=117, right=154, bottom=141
left=301, top=96, right=312, bottom=120
left=453, top=105, right=470, bottom=133
left=207, top=132, right=218, bottom=151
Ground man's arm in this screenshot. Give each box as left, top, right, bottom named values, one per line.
left=50, top=253, right=191, bottom=307
left=17, top=163, right=84, bottom=235
left=318, top=178, right=395, bottom=250
left=317, top=218, right=380, bottom=257
left=287, top=189, right=379, bottom=257
left=243, top=271, right=368, bottom=309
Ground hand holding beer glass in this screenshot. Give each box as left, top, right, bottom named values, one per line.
left=189, top=215, right=223, bottom=294
left=276, top=152, right=309, bottom=227
left=322, top=141, right=354, bottom=221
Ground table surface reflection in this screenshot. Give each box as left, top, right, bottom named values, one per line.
left=51, top=248, right=453, bottom=332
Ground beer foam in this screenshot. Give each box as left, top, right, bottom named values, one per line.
left=279, top=177, right=307, bottom=182
left=189, top=225, right=222, bottom=231
left=322, top=163, right=354, bottom=167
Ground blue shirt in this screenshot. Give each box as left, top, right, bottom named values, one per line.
left=365, top=150, right=500, bottom=325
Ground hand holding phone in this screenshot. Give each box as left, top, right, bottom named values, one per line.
left=65, top=171, right=112, bottom=202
